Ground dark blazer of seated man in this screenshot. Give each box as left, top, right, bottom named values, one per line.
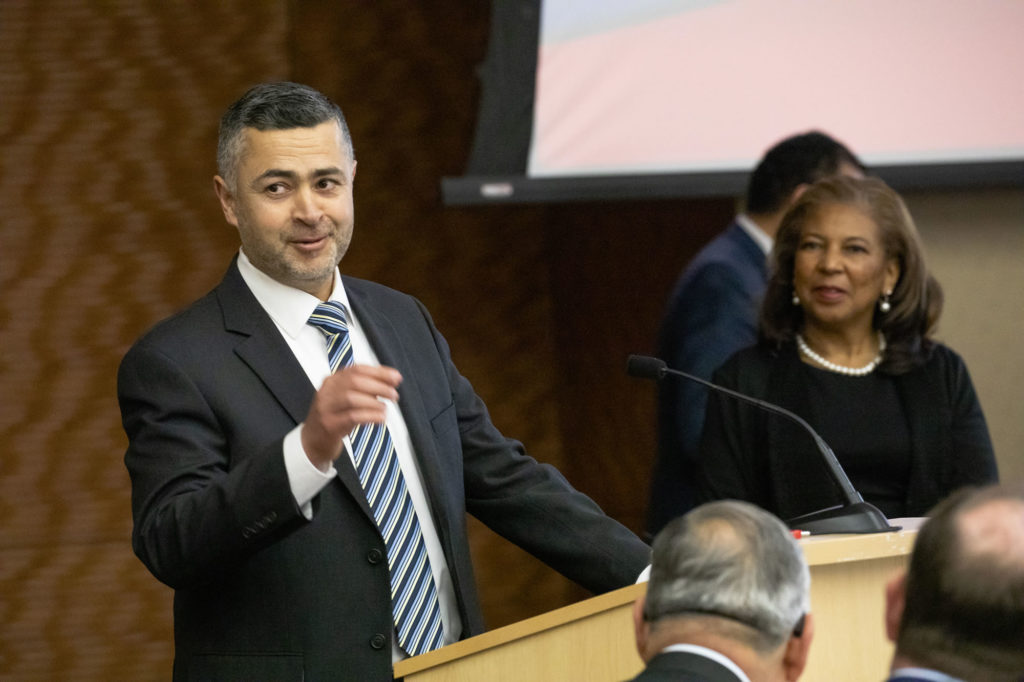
left=630, top=500, right=813, bottom=682
left=884, top=484, right=1024, bottom=682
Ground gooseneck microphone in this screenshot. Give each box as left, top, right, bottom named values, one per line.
left=627, top=354, right=898, bottom=535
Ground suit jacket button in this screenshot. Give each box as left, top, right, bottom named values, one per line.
left=367, top=548, right=384, bottom=565
left=370, top=633, right=388, bottom=650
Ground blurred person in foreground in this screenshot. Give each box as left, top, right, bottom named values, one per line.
left=884, top=484, right=1024, bottom=681
left=696, top=176, right=997, bottom=523
left=118, top=81, right=649, bottom=681
left=630, top=500, right=813, bottom=681
left=648, top=131, right=865, bottom=536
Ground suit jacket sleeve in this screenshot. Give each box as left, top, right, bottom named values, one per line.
left=662, top=261, right=761, bottom=457
left=402, top=294, right=651, bottom=594
left=119, top=321, right=309, bottom=589
left=649, top=224, right=765, bottom=534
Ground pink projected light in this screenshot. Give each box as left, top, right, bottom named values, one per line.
left=529, top=0, right=1024, bottom=178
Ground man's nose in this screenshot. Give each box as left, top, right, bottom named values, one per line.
left=292, top=186, right=323, bottom=225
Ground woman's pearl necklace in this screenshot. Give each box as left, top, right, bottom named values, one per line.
left=796, top=332, right=886, bottom=376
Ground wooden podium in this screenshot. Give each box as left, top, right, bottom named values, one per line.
left=394, top=521, right=920, bottom=681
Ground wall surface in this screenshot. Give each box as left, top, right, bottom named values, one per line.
left=1, top=2, right=290, bottom=679
left=1, top=1, right=1020, bottom=680
left=904, top=189, right=1024, bottom=483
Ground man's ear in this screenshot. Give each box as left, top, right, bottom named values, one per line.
left=788, top=183, right=810, bottom=206
left=213, top=175, right=239, bottom=227
left=633, top=596, right=651, bottom=662
left=782, top=612, right=814, bottom=681
left=884, top=572, right=907, bottom=643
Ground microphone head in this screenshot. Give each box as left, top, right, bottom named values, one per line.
left=626, top=354, right=667, bottom=381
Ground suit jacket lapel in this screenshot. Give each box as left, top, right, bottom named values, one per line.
left=217, top=260, right=314, bottom=425
left=345, top=280, right=456, bottom=540
left=216, top=260, right=377, bottom=524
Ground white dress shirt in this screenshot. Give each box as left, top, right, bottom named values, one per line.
left=734, top=213, right=773, bottom=257
left=889, top=668, right=964, bottom=682
left=236, top=250, right=462, bottom=660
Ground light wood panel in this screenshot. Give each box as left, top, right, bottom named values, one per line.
left=395, top=525, right=919, bottom=682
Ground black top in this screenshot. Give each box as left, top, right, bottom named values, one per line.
left=696, top=342, right=997, bottom=521
left=801, top=364, right=912, bottom=517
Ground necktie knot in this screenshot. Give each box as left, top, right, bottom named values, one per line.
left=308, top=301, right=353, bottom=373
left=309, top=300, right=350, bottom=336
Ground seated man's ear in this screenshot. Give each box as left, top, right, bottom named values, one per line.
left=884, top=572, right=907, bottom=643
left=783, top=612, right=814, bottom=681
left=633, top=596, right=651, bottom=662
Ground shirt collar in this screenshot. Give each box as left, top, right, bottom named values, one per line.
left=235, top=248, right=351, bottom=338
left=659, top=643, right=752, bottom=682
left=735, top=213, right=773, bottom=256
left=890, top=667, right=965, bottom=682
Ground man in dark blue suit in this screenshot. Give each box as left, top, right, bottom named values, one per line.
left=630, top=500, right=814, bottom=681
left=119, top=82, right=649, bottom=681
left=884, top=484, right=1024, bottom=681
left=646, top=131, right=864, bottom=536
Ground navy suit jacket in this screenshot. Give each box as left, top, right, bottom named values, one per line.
left=119, top=259, right=649, bottom=681
left=627, top=651, right=745, bottom=682
left=647, top=222, right=768, bottom=535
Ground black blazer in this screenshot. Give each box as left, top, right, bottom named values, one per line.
left=627, top=651, right=746, bottom=682
left=696, top=343, right=997, bottom=521
left=119, top=259, right=650, bottom=681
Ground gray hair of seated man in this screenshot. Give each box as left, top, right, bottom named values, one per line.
left=644, top=500, right=810, bottom=652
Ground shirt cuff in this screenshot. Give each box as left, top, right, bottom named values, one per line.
left=283, top=425, right=337, bottom=519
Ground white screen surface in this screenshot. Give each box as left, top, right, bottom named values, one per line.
left=528, top=0, right=1024, bottom=178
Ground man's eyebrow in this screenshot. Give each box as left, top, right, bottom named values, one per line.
left=311, top=167, right=344, bottom=178
left=253, top=167, right=344, bottom=182
left=252, top=169, right=297, bottom=185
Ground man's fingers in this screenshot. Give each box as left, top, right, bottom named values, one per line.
left=301, top=367, right=400, bottom=467
left=324, top=364, right=402, bottom=402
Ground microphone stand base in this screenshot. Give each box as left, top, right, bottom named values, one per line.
left=786, top=501, right=900, bottom=535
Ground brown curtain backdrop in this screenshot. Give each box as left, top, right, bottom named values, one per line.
left=0, top=1, right=730, bottom=678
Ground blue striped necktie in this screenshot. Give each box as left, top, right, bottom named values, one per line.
left=308, top=300, right=445, bottom=657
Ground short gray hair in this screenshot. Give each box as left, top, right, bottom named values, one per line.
left=644, top=500, right=810, bottom=651
left=216, top=81, right=354, bottom=190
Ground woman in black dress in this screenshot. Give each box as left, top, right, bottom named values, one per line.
left=696, top=176, right=997, bottom=522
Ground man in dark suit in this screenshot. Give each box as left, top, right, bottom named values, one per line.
left=119, top=81, right=650, bottom=681
left=884, top=484, right=1024, bottom=682
left=630, top=500, right=813, bottom=681
left=646, top=131, right=865, bottom=536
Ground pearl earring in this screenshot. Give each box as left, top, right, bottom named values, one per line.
left=879, top=291, right=892, bottom=313
left=792, top=293, right=800, bottom=306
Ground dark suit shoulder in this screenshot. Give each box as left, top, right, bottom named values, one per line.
left=119, top=296, right=239, bottom=393
left=120, top=262, right=271, bottom=376
left=629, top=650, right=744, bottom=681
left=695, top=222, right=762, bottom=264
left=341, top=274, right=410, bottom=300
left=679, top=224, right=763, bottom=283
left=341, top=275, right=432, bottom=320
